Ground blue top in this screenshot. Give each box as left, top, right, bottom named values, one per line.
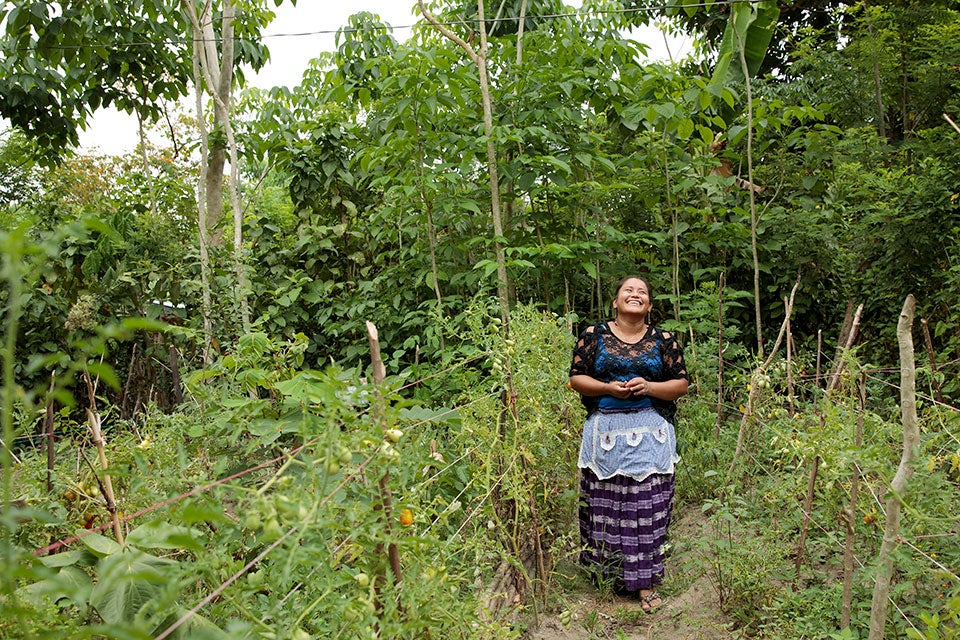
left=570, top=322, right=688, bottom=481
left=569, top=322, right=687, bottom=423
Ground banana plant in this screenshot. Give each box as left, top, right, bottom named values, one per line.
left=709, top=0, right=780, bottom=99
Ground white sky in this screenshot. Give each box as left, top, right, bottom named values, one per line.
left=78, top=1, right=689, bottom=155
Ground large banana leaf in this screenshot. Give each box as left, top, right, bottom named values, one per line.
left=710, top=1, right=780, bottom=90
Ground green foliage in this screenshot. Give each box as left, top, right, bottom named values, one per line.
left=5, top=2, right=960, bottom=638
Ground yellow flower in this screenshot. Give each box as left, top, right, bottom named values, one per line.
left=136, top=439, right=152, bottom=450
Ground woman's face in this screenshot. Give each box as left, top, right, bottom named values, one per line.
left=613, top=278, right=652, bottom=318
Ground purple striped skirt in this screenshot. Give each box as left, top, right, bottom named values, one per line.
left=578, top=467, right=675, bottom=592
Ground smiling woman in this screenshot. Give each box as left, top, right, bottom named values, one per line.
left=568, top=275, right=689, bottom=613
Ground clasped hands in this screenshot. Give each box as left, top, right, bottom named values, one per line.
left=608, top=377, right=650, bottom=399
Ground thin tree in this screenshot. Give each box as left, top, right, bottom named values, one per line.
left=868, top=294, right=919, bottom=640
left=734, top=18, right=763, bottom=357
left=417, top=0, right=511, bottom=334
left=182, top=0, right=252, bottom=335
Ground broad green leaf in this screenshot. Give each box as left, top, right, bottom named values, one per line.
left=709, top=1, right=780, bottom=93
left=90, top=548, right=177, bottom=625
left=80, top=531, right=123, bottom=558
left=40, top=548, right=96, bottom=568
left=86, top=361, right=119, bottom=390
left=126, top=520, right=204, bottom=552
left=17, top=565, right=93, bottom=609
left=155, top=608, right=230, bottom=639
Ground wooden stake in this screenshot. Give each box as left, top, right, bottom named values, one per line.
left=86, top=409, right=124, bottom=545
left=83, top=370, right=123, bottom=545
left=816, top=330, right=823, bottom=389
left=828, top=303, right=864, bottom=392
left=730, top=279, right=800, bottom=474
left=794, top=452, right=820, bottom=585
left=920, top=318, right=944, bottom=403
left=365, top=321, right=402, bottom=586
left=785, top=296, right=794, bottom=417
left=868, top=295, right=919, bottom=640
left=45, top=373, right=56, bottom=493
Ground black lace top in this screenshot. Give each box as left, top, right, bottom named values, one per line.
left=569, top=322, right=687, bottom=423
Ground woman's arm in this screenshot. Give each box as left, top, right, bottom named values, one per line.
left=622, top=376, right=688, bottom=401
left=569, top=374, right=633, bottom=399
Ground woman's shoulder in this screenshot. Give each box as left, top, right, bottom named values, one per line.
left=649, top=325, right=678, bottom=342
left=580, top=321, right=611, bottom=336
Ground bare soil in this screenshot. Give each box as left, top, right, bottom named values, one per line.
left=525, top=503, right=734, bottom=640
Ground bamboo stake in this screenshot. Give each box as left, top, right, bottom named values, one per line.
left=841, top=372, right=867, bottom=629
left=729, top=279, right=800, bottom=474
left=868, top=295, right=919, bottom=640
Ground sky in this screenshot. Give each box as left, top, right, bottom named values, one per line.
left=78, top=1, right=689, bottom=155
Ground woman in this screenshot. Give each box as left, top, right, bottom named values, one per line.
left=569, top=276, right=688, bottom=613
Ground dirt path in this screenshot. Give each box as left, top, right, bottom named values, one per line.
left=527, top=503, right=733, bottom=640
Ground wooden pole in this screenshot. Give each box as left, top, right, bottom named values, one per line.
left=730, top=279, right=799, bottom=474
left=828, top=303, right=864, bottom=392
left=168, top=343, right=184, bottom=406
left=816, top=330, right=823, bottom=389
left=794, top=452, right=820, bottom=585
left=366, top=321, right=402, bottom=586
left=785, top=296, right=795, bottom=417
left=868, top=295, right=919, bottom=640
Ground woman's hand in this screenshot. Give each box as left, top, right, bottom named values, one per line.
left=606, top=380, right=634, bottom=399
left=622, top=377, right=649, bottom=396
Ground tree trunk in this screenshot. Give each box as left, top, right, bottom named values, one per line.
left=868, top=295, right=919, bottom=640
left=187, top=13, right=215, bottom=363
left=418, top=0, right=514, bottom=382
left=184, top=0, right=250, bottom=334
left=734, top=20, right=763, bottom=357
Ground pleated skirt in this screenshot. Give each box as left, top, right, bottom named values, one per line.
left=578, top=467, right=675, bottom=592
